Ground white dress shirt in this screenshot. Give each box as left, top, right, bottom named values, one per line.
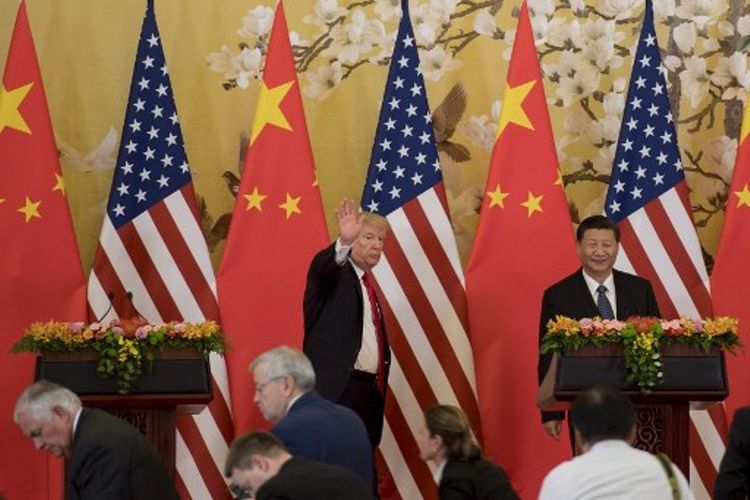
left=72, top=406, right=83, bottom=436
left=582, top=270, right=617, bottom=318
left=539, top=440, right=695, bottom=500
left=335, top=238, right=379, bottom=374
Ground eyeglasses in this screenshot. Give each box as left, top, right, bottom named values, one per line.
left=254, top=376, right=284, bottom=395
left=229, top=482, right=252, bottom=499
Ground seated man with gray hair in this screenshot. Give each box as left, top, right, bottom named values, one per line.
left=250, top=346, right=373, bottom=487
left=13, top=380, right=178, bottom=500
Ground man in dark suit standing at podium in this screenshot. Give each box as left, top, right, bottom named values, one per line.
left=538, top=215, right=660, bottom=440
left=303, top=198, right=391, bottom=447
left=13, top=380, right=178, bottom=500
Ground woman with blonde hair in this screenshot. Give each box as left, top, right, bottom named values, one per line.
left=417, top=404, right=518, bottom=500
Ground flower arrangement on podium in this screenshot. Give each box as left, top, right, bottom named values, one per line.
left=12, top=318, right=226, bottom=393
left=541, top=316, right=740, bottom=392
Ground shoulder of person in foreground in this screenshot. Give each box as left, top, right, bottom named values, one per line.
left=440, top=458, right=519, bottom=500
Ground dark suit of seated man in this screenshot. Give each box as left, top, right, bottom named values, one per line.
left=225, top=431, right=373, bottom=500
left=14, top=380, right=178, bottom=500
left=538, top=215, right=660, bottom=441
left=250, top=346, right=373, bottom=487
left=715, top=406, right=750, bottom=499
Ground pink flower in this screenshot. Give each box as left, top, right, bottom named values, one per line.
left=111, top=326, right=124, bottom=335
left=70, top=322, right=85, bottom=333
left=579, top=318, right=593, bottom=337
left=693, top=319, right=704, bottom=333
left=135, top=326, right=150, bottom=340
left=661, top=319, right=683, bottom=336
left=591, top=320, right=605, bottom=336
left=89, top=322, right=102, bottom=332
left=604, top=319, right=625, bottom=332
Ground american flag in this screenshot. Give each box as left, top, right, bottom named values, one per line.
left=87, top=2, right=233, bottom=498
left=604, top=1, right=723, bottom=497
left=362, top=1, right=480, bottom=497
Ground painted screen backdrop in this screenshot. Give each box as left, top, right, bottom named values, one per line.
left=1, top=2, right=750, bottom=499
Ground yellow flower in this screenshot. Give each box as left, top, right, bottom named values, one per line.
left=704, top=317, right=738, bottom=336
left=635, top=332, right=655, bottom=350
left=547, top=315, right=581, bottom=336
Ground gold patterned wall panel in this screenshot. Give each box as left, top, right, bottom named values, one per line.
left=1, top=0, right=747, bottom=271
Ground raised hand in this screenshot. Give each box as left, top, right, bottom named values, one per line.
left=336, top=198, right=361, bottom=246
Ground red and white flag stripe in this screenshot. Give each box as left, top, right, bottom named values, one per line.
left=613, top=185, right=724, bottom=499
left=89, top=187, right=234, bottom=499
left=373, top=188, right=480, bottom=499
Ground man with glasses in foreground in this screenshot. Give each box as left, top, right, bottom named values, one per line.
left=249, top=346, right=373, bottom=487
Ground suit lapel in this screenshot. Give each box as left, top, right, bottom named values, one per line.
left=613, top=270, right=633, bottom=320
left=346, top=261, right=364, bottom=302
left=571, top=270, right=600, bottom=318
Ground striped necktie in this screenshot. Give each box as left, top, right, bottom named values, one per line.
left=596, top=284, right=615, bottom=320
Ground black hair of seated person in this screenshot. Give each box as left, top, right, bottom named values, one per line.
left=570, top=385, right=635, bottom=445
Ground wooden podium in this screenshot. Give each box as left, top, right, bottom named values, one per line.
left=34, top=349, right=213, bottom=479
left=538, top=343, right=727, bottom=475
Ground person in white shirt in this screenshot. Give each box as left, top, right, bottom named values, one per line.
left=539, top=385, right=694, bottom=500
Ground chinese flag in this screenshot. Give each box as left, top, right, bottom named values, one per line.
left=216, top=0, right=329, bottom=435
left=464, top=2, right=577, bottom=497
left=711, top=99, right=750, bottom=421
left=0, top=2, right=87, bottom=499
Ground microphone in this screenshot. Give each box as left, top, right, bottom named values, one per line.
left=95, top=292, right=116, bottom=323
left=126, top=291, right=146, bottom=320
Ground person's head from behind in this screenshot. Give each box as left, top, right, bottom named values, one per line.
left=570, top=385, right=635, bottom=452
left=576, top=215, right=620, bottom=283
left=224, top=431, right=290, bottom=498
left=249, top=346, right=316, bottom=424
left=350, top=212, right=389, bottom=271
left=13, top=380, right=82, bottom=458
left=417, top=404, right=480, bottom=465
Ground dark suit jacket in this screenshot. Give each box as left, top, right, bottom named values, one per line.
left=715, top=407, right=750, bottom=499
left=303, top=243, right=391, bottom=402
left=439, top=458, right=519, bottom=500
left=256, top=457, right=374, bottom=500
left=67, top=408, right=178, bottom=500
left=537, top=268, right=660, bottom=421
left=272, top=391, right=373, bottom=486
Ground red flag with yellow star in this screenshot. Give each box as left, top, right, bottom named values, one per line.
left=0, top=1, right=87, bottom=498
left=464, top=1, right=578, bottom=496
left=711, top=101, right=750, bottom=422
left=216, top=0, right=329, bottom=434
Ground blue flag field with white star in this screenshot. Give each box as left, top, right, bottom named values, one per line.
left=604, top=1, right=719, bottom=494
left=358, top=1, right=481, bottom=498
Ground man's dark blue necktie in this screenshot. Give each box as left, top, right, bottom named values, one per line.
left=596, top=284, right=615, bottom=320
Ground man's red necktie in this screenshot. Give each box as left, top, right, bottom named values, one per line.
left=362, top=272, right=386, bottom=394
